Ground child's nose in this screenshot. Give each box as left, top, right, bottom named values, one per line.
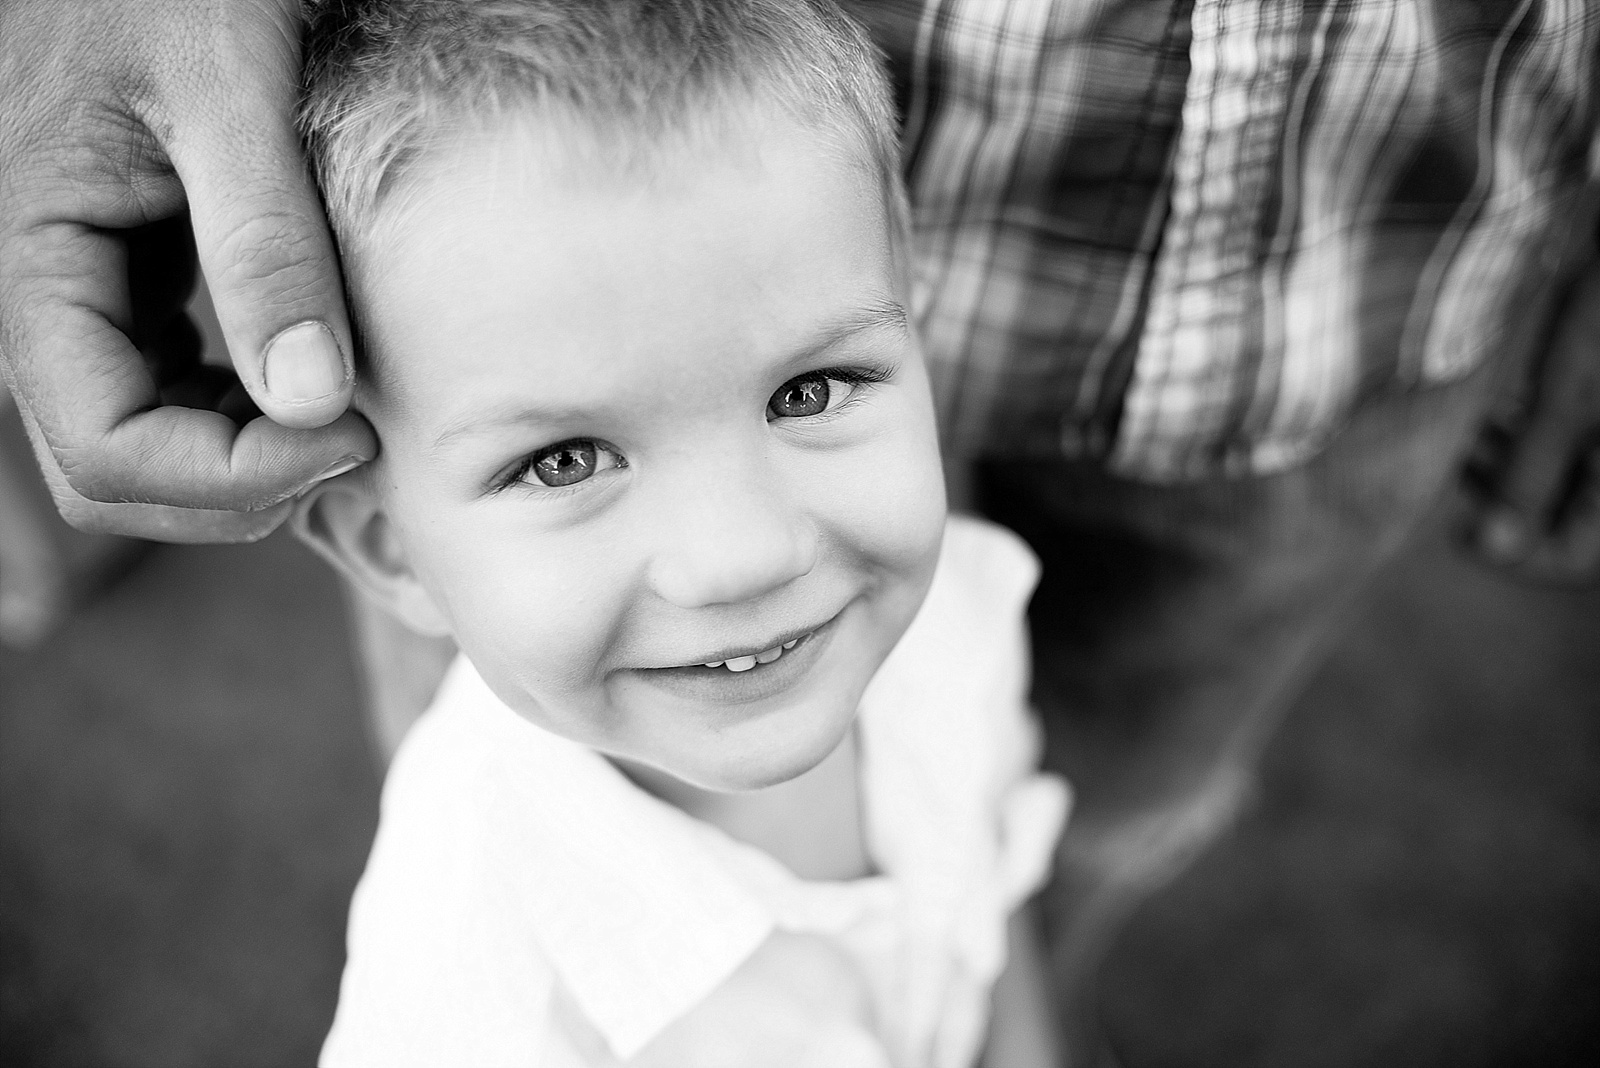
left=648, top=466, right=818, bottom=609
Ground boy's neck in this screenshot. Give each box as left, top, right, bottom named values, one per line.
left=610, top=729, right=875, bottom=882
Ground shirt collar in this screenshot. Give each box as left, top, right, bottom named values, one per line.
left=438, top=661, right=773, bottom=1060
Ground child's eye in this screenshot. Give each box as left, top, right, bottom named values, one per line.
left=767, top=368, right=887, bottom=420
left=503, top=438, right=625, bottom=490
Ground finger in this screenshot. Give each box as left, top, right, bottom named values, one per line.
left=13, top=401, right=295, bottom=543
left=167, top=4, right=356, bottom=430
left=53, top=490, right=297, bottom=544
left=5, top=223, right=375, bottom=513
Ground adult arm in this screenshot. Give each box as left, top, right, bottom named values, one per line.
left=0, top=0, right=374, bottom=544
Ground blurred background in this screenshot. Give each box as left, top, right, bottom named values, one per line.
left=1, top=305, right=1597, bottom=1068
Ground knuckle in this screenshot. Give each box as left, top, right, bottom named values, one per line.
left=211, top=0, right=302, bottom=79
left=207, top=209, right=328, bottom=305
left=0, top=6, right=128, bottom=162
left=0, top=94, right=184, bottom=230
left=54, top=415, right=178, bottom=506
left=55, top=441, right=139, bottom=504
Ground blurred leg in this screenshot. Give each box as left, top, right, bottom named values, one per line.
left=977, top=369, right=1500, bottom=1064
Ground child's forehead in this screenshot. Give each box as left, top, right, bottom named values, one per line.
left=346, top=113, right=904, bottom=420
left=351, top=112, right=896, bottom=336
left=360, top=101, right=885, bottom=241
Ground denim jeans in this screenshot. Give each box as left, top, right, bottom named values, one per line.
left=973, top=359, right=1507, bottom=1057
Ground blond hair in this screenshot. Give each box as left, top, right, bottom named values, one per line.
left=299, top=0, right=903, bottom=245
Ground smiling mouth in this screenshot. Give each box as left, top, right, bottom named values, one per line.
left=633, top=614, right=843, bottom=705
left=700, top=634, right=808, bottom=672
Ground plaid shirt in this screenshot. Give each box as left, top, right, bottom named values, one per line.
left=846, top=0, right=1600, bottom=480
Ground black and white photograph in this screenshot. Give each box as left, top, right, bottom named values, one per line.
left=1, top=1, right=1598, bottom=1065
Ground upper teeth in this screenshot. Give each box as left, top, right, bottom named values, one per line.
left=704, top=638, right=801, bottom=671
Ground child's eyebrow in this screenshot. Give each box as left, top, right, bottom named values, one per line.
left=430, top=298, right=909, bottom=452
left=809, top=298, right=908, bottom=353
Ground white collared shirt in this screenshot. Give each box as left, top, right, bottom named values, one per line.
left=320, top=515, right=1069, bottom=1068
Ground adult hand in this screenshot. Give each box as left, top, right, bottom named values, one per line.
left=0, top=0, right=375, bottom=544
left=629, top=931, right=892, bottom=1068
left=1466, top=256, right=1600, bottom=582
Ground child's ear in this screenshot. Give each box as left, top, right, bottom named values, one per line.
left=291, top=474, right=452, bottom=637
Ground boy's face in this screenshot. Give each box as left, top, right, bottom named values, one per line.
left=342, top=112, right=944, bottom=791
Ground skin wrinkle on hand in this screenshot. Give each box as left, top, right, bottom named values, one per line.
left=0, top=0, right=371, bottom=543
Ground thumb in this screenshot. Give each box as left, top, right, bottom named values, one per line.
left=172, top=13, right=355, bottom=431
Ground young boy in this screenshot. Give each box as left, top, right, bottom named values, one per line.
left=292, top=1, right=1067, bottom=1064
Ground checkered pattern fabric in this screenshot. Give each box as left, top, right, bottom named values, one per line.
left=846, top=0, right=1600, bottom=480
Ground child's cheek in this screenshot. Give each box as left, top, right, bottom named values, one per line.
left=431, top=524, right=622, bottom=693
left=855, top=395, right=947, bottom=565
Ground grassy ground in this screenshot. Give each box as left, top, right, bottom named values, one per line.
left=1, top=508, right=1596, bottom=1067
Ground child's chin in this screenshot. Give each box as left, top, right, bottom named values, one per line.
left=687, top=714, right=855, bottom=793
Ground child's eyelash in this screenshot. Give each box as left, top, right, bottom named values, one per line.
left=489, top=362, right=897, bottom=494
left=490, top=458, right=544, bottom=495
left=782, top=363, right=896, bottom=421
left=814, top=364, right=895, bottom=386
left=491, top=443, right=625, bottom=495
